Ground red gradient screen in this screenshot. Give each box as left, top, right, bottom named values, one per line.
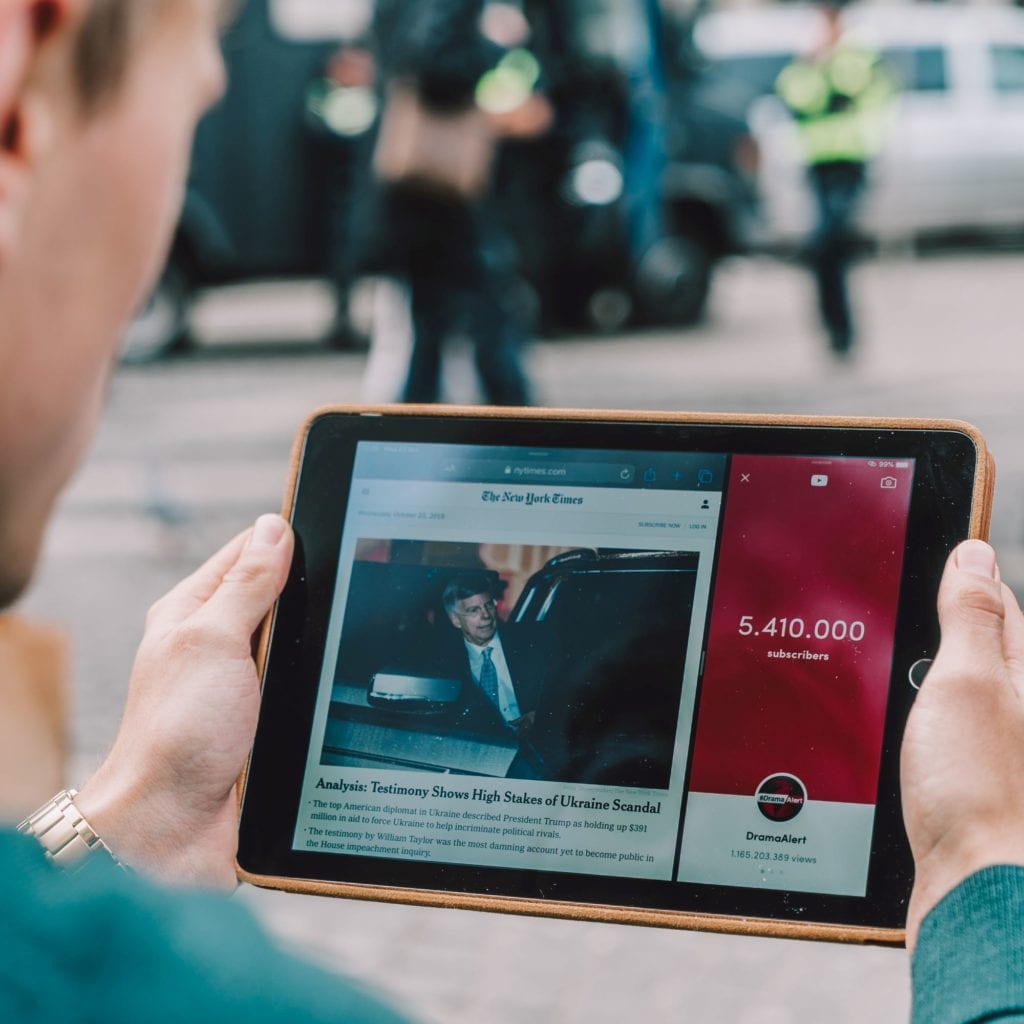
left=687, top=455, right=914, bottom=804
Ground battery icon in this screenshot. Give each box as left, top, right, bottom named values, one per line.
left=895, top=461, right=910, bottom=469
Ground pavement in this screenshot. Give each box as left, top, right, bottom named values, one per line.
left=19, top=249, right=1024, bottom=1023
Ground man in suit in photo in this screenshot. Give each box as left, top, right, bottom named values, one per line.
left=440, top=572, right=547, bottom=775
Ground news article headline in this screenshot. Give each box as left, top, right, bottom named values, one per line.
left=298, top=773, right=677, bottom=876
left=313, top=777, right=662, bottom=814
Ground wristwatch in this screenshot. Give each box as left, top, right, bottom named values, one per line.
left=17, top=788, right=123, bottom=873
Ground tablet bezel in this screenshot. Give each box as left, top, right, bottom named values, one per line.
left=237, top=407, right=992, bottom=944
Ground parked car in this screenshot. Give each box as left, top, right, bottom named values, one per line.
left=695, top=3, right=1024, bottom=248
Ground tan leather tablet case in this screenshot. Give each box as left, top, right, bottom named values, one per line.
left=238, top=406, right=995, bottom=947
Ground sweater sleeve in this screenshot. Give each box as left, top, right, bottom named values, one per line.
left=912, top=865, right=1024, bottom=1024
left=0, top=830, right=414, bottom=1024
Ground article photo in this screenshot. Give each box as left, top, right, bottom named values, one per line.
left=320, top=539, right=701, bottom=789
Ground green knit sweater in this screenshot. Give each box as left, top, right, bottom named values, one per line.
left=6, top=825, right=1021, bottom=1023
left=0, top=829, right=412, bottom=1024
left=913, top=866, right=1024, bottom=1023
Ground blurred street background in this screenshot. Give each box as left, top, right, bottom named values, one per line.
left=17, top=0, right=1024, bottom=1020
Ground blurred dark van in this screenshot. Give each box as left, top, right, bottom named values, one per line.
left=125, top=0, right=759, bottom=361
left=123, top=0, right=376, bottom=361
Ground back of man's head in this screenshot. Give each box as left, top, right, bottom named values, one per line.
left=0, top=0, right=225, bottom=607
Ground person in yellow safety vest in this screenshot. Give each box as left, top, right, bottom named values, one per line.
left=775, top=2, right=895, bottom=359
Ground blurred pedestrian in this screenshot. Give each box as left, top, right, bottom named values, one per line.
left=775, top=1, right=894, bottom=359
left=621, top=0, right=670, bottom=275
left=304, top=42, right=379, bottom=348
left=351, top=0, right=551, bottom=405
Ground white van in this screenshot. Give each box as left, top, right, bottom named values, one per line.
left=695, top=3, right=1024, bottom=245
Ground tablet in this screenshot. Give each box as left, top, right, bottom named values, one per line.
left=237, top=407, right=994, bottom=944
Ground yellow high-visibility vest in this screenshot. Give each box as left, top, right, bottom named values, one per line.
left=776, top=44, right=895, bottom=165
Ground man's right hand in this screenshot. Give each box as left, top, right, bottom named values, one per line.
left=901, top=540, right=1024, bottom=951
left=76, top=514, right=294, bottom=890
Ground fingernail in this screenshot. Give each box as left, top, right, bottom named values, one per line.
left=250, top=513, right=287, bottom=549
left=955, top=540, right=998, bottom=580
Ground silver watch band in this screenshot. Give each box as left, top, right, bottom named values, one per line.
left=18, top=788, right=122, bottom=873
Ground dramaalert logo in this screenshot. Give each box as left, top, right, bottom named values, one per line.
left=755, top=773, right=807, bottom=822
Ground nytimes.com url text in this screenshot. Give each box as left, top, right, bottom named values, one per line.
left=509, top=466, right=568, bottom=478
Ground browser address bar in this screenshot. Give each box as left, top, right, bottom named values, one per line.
left=451, top=460, right=637, bottom=486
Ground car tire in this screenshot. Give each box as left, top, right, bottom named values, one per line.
left=120, top=262, right=192, bottom=364
left=635, top=234, right=712, bottom=327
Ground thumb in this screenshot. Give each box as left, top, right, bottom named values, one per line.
left=933, top=540, right=1006, bottom=686
left=195, top=514, right=294, bottom=640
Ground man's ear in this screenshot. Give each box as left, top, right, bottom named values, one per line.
left=0, top=1, right=81, bottom=266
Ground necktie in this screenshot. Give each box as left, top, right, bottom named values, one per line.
left=479, top=647, right=500, bottom=710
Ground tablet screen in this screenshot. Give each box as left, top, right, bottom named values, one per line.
left=288, top=440, right=914, bottom=901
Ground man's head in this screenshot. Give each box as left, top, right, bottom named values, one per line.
left=816, top=1, right=846, bottom=47
left=0, top=0, right=226, bottom=606
left=443, top=573, right=500, bottom=647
